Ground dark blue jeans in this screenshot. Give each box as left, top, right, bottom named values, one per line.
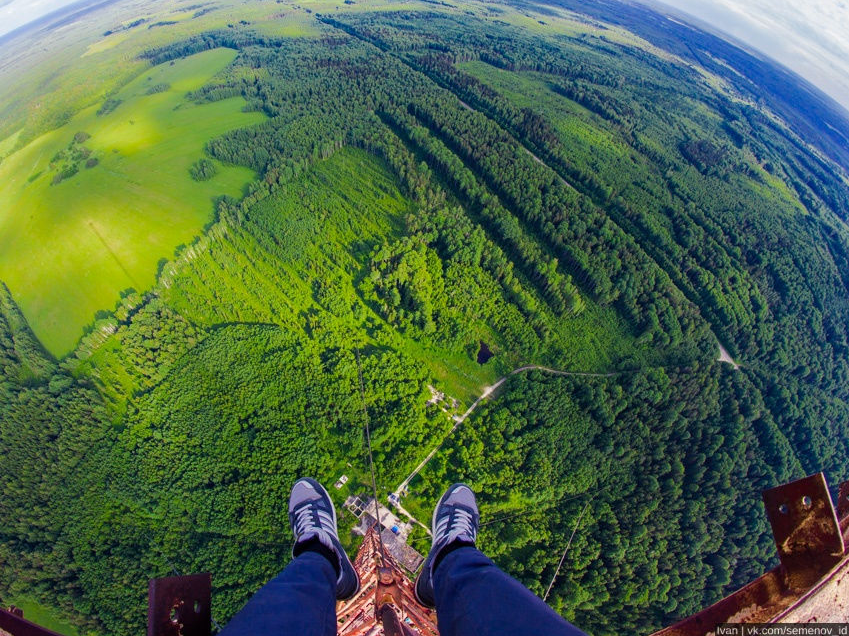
left=219, top=547, right=587, bottom=635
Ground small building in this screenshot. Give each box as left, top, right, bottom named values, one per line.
left=343, top=495, right=424, bottom=573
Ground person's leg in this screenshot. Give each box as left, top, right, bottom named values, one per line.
left=218, top=478, right=360, bottom=636
left=433, top=546, right=587, bottom=636
left=414, top=483, right=587, bottom=636
left=217, top=550, right=337, bottom=636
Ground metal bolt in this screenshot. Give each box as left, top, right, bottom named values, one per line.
left=779, top=503, right=789, bottom=514
left=802, top=495, right=812, bottom=509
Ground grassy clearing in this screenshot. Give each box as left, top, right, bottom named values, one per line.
left=456, top=60, right=638, bottom=195
left=82, top=32, right=132, bottom=57
left=158, top=148, right=408, bottom=325
left=2, top=595, right=84, bottom=635
left=252, top=12, right=323, bottom=37
left=0, top=48, right=265, bottom=356
left=547, top=300, right=658, bottom=369
left=161, top=147, right=500, bottom=401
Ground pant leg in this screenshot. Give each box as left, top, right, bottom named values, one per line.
left=217, top=552, right=337, bottom=636
left=433, top=546, right=587, bottom=636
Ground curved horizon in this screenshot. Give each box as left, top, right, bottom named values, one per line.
left=2, top=0, right=849, bottom=114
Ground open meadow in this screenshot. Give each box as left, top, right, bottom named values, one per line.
left=0, top=47, right=264, bottom=355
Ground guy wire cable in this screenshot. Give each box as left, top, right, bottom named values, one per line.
left=355, top=346, right=388, bottom=561
left=543, top=497, right=593, bottom=602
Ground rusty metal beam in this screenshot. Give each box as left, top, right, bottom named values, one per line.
left=775, top=549, right=849, bottom=621
left=838, top=481, right=849, bottom=523
left=0, top=607, right=64, bottom=636
left=652, top=473, right=849, bottom=635
left=378, top=604, right=417, bottom=636
left=147, top=574, right=211, bottom=636
left=762, top=472, right=844, bottom=589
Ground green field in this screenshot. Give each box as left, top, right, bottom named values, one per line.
left=0, top=47, right=264, bottom=356
left=2, top=596, right=82, bottom=635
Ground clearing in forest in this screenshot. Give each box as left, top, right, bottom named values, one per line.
left=0, top=47, right=265, bottom=357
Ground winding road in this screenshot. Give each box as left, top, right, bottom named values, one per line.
left=388, top=346, right=736, bottom=528
left=388, top=365, right=618, bottom=525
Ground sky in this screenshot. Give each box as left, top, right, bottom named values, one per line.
left=656, top=0, right=849, bottom=112
left=1, top=0, right=849, bottom=110
left=0, top=0, right=81, bottom=36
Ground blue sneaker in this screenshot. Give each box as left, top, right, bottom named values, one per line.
left=414, top=483, right=479, bottom=607
left=288, top=478, right=360, bottom=600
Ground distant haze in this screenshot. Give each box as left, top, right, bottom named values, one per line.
left=0, top=0, right=81, bottom=36
left=655, top=0, right=849, bottom=112
left=2, top=0, right=849, bottom=112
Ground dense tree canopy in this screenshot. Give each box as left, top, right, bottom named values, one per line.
left=2, top=2, right=849, bottom=635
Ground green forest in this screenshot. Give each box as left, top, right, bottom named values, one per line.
left=2, top=0, right=849, bottom=634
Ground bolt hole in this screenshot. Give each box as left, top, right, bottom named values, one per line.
left=170, top=607, right=179, bottom=624
left=194, top=601, right=202, bottom=614
left=779, top=503, right=789, bottom=514
left=802, top=496, right=812, bottom=509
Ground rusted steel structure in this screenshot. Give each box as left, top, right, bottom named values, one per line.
left=653, top=473, right=849, bottom=634
left=3, top=473, right=848, bottom=636
left=336, top=528, right=438, bottom=636
left=147, top=573, right=212, bottom=636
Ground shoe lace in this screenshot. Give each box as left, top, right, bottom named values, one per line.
left=449, top=507, right=477, bottom=541
left=294, top=503, right=322, bottom=537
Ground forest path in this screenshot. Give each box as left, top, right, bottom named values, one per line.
left=388, top=365, right=618, bottom=524
left=717, top=343, right=740, bottom=369
left=388, top=343, right=736, bottom=527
